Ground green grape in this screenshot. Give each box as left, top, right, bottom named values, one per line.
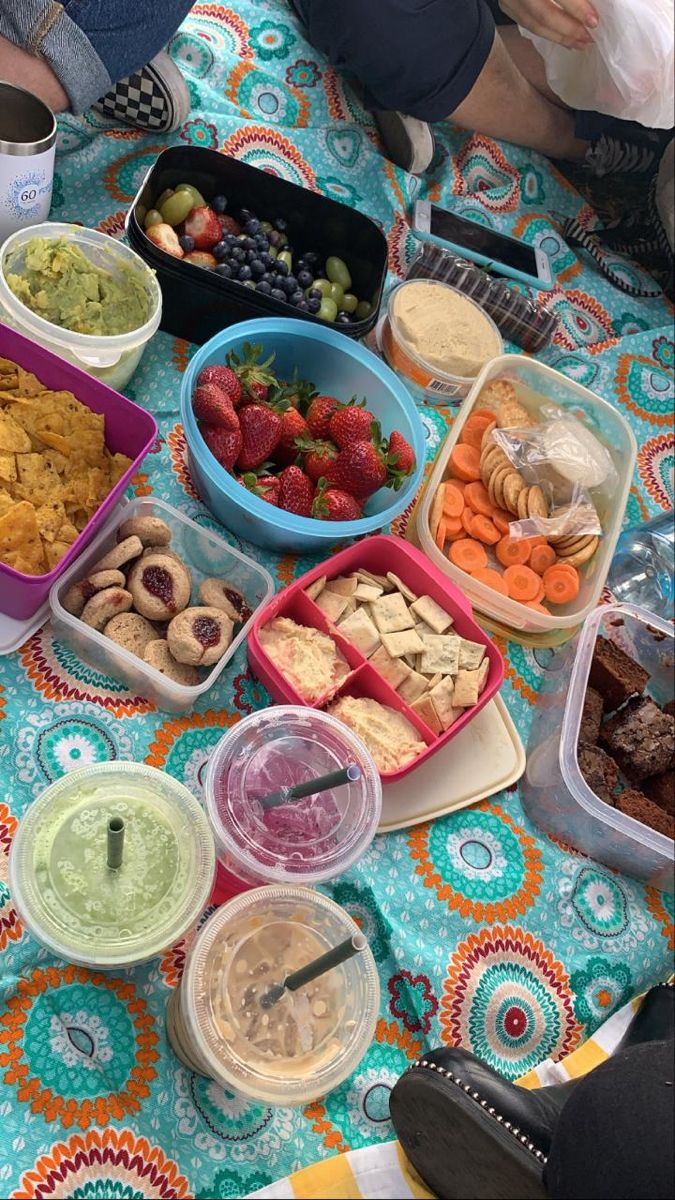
left=313, top=278, right=332, bottom=297
left=277, top=250, right=293, bottom=271
left=318, top=297, right=338, bottom=322
left=143, top=209, right=164, bottom=230
left=341, top=292, right=358, bottom=313
left=328, top=282, right=344, bottom=307
left=175, top=182, right=206, bottom=206
left=355, top=300, right=373, bottom=321
left=160, top=190, right=196, bottom=226
left=155, top=188, right=174, bottom=208
left=326, top=255, right=352, bottom=291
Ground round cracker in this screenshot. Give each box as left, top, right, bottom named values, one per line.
left=489, top=465, right=512, bottom=509
left=496, top=400, right=531, bottom=428
left=478, top=379, right=517, bottom=412
left=527, top=485, right=548, bottom=519
left=481, top=420, right=497, bottom=450
left=517, top=487, right=531, bottom=520
left=554, top=534, right=595, bottom=552
left=503, top=471, right=526, bottom=514
left=556, top=536, right=599, bottom=567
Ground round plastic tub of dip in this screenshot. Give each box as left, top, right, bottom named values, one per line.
left=0, top=222, right=161, bottom=389
left=381, top=278, right=502, bottom=405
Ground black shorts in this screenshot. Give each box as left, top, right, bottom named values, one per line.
left=294, top=0, right=496, bottom=121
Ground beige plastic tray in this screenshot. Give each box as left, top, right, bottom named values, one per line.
left=378, top=694, right=525, bottom=832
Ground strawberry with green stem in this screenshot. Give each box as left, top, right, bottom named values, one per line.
left=312, top=479, right=363, bottom=521
left=294, top=435, right=338, bottom=483
left=226, top=341, right=278, bottom=404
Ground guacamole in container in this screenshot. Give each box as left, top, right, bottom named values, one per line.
left=0, top=222, right=162, bottom=389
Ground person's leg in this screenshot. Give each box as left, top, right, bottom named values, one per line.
left=0, top=32, right=68, bottom=112
left=497, top=23, right=571, bottom=109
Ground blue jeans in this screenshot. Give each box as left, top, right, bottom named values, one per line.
left=0, top=0, right=193, bottom=114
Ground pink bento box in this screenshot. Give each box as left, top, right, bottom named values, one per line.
left=247, top=535, right=505, bottom=782
left=0, top=322, right=157, bottom=619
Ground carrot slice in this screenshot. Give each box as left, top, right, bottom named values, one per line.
left=550, top=560, right=579, bottom=579
left=542, top=564, right=580, bottom=604
left=504, top=564, right=541, bottom=602
left=530, top=544, right=557, bottom=575
left=526, top=601, right=551, bottom=614
left=460, top=414, right=495, bottom=450
left=461, top=506, right=475, bottom=535
left=434, top=518, right=447, bottom=550
left=464, top=481, right=492, bottom=516
left=492, top=509, right=512, bottom=535
left=443, top=486, right=465, bottom=519
left=534, top=580, right=546, bottom=603
left=446, top=477, right=466, bottom=494
left=449, top=443, right=481, bottom=482
left=471, top=513, right=501, bottom=545
left=471, top=566, right=509, bottom=596
left=496, top=535, right=531, bottom=567
left=470, top=408, right=497, bottom=424
left=444, top=517, right=463, bottom=538
left=449, top=538, right=488, bottom=572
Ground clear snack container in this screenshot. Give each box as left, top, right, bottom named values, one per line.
left=415, top=354, right=637, bottom=644
left=10, top=761, right=216, bottom=968
left=0, top=222, right=162, bottom=389
left=204, top=706, right=382, bottom=890
left=50, top=497, right=274, bottom=712
left=522, top=603, right=674, bottom=889
left=167, top=885, right=380, bottom=1105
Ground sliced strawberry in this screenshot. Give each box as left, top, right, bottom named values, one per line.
left=324, top=441, right=388, bottom=499
left=184, top=250, right=217, bottom=268
left=312, top=480, right=363, bottom=521
left=236, top=404, right=282, bottom=471
left=306, top=394, right=342, bottom=440
left=294, top=436, right=338, bottom=483
left=200, top=423, right=242, bottom=471
left=145, top=223, right=184, bottom=258
left=183, top=205, right=222, bottom=250
left=192, top=383, right=240, bottom=431
left=218, top=214, right=241, bottom=237
left=278, top=465, right=315, bottom=517
left=328, top=402, right=375, bottom=449
left=196, top=365, right=242, bottom=408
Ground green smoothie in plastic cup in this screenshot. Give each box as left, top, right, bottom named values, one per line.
left=10, top=762, right=215, bottom=968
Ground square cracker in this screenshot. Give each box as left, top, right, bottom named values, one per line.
left=315, top=588, right=351, bottom=622
left=325, top=574, right=358, bottom=597
left=411, top=693, right=442, bottom=735
left=398, top=669, right=429, bottom=704
left=337, top=607, right=380, bottom=657
left=476, top=658, right=490, bottom=694
left=429, top=676, right=457, bottom=729
left=419, top=634, right=460, bottom=676
left=458, top=638, right=486, bottom=670
left=410, top=595, right=454, bottom=634
left=453, top=668, right=481, bottom=707
left=353, top=582, right=384, bottom=602
left=357, top=569, right=392, bottom=591
left=371, top=591, right=415, bottom=634
left=370, top=643, right=411, bottom=689
left=381, top=628, right=426, bottom=658
left=386, top=572, right=417, bottom=603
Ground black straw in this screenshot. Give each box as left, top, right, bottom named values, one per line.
left=259, top=932, right=368, bottom=1009
left=258, top=763, right=361, bottom=810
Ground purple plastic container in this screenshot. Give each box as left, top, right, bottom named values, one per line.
left=0, top=321, right=157, bottom=619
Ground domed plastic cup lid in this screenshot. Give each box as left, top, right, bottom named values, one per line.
left=204, top=706, right=382, bottom=884
left=9, top=762, right=215, bottom=968
left=181, top=885, right=380, bottom=1105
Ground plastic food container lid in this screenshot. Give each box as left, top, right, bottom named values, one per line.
left=181, top=885, right=380, bottom=1104
left=0, top=222, right=162, bottom=369
left=205, top=706, right=382, bottom=884
left=9, top=762, right=215, bottom=968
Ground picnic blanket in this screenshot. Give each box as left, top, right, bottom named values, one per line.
left=0, top=3, right=673, bottom=1197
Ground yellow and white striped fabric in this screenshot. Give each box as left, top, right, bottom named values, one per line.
left=248, top=985, right=667, bottom=1200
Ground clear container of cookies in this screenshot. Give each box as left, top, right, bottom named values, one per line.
left=49, top=498, right=274, bottom=712
left=414, top=355, right=637, bottom=644
left=522, top=602, right=674, bottom=889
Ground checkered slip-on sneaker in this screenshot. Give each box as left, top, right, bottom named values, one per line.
left=373, top=110, right=436, bottom=175
left=93, top=50, right=190, bottom=133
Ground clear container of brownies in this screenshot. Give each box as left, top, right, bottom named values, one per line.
left=523, top=602, right=674, bottom=890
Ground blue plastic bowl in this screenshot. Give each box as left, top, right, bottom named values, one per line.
left=181, top=318, right=426, bottom=554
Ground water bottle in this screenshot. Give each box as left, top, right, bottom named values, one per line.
left=608, top=511, right=674, bottom=612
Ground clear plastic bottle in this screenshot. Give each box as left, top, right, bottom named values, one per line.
left=608, top=511, right=674, bottom=612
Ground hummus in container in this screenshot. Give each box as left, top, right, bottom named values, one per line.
left=382, top=279, right=502, bottom=404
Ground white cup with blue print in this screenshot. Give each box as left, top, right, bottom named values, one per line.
left=0, top=82, right=57, bottom=243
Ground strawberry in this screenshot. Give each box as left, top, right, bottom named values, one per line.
left=278, top=465, right=315, bottom=517
left=218, top=213, right=241, bottom=237
left=325, top=441, right=387, bottom=499
left=192, top=383, right=240, bottom=431
left=227, top=342, right=278, bottom=405
left=200, top=423, right=242, bottom=471
left=145, top=223, right=184, bottom=258
left=183, top=205, right=222, bottom=250
left=388, top=430, right=415, bottom=477
left=306, top=394, right=341, bottom=440
left=184, top=250, right=217, bottom=268
left=294, top=436, right=338, bottom=483
left=236, top=404, right=282, bottom=471
left=312, top=480, right=363, bottom=521
left=239, top=472, right=280, bottom=506
left=274, top=407, right=309, bottom=465
left=328, top=402, right=375, bottom=450
left=196, top=365, right=242, bottom=407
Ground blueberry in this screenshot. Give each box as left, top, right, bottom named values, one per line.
left=214, top=263, right=233, bottom=279
left=261, top=252, right=275, bottom=270
left=270, top=287, right=287, bottom=302
left=280, top=276, right=296, bottom=295
left=238, top=207, right=256, bottom=225
left=212, top=195, right=227, bottom=214
left=297, top=269, right=313, bottom=289
left=306, top=296, right=321, bottom=314
left=275, top=260, right=289, bottom=277
left=178, top=234, right=195, bottom=253
left=303, top=251, right=320, bottom=266
left=336, top=311, right=352, bottom=324
left=307, top=288, right=322, bottom=301
left=296, top=299, right=310, bottom=311
left=268, top=230, right=283, bottom=247
left=238, top=264, right=253, bottom=281
left=244, top=219, right=260, bottom=235
left=231, top=245, right=246, bottom=262
left=242, top=236, right=257, bottom=251
left=289, top=290, right=305, bottom=306
left=245, top=249, right=258, bottom=263
left=250, top=259, right=266, bottom=279
left=256, top=280, right=272, bottom=295
left=212, top=240, right=229, bottom=261
left=273, top=217, right=288, bottom=233
left=259, top=271, right=274, bottom=285
left=255, top=233, right=270, bottom=250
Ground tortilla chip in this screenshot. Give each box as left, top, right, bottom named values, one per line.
left=0, top=488, right=15, bottom=517
left=43, top=539, right=72, bottom=570
left=0, top=453, right=16, bottom=482
left=0, top=501, right=44, bottom=573
left=35, top=500, right=68, bottom=543
left=0, top=412, right=32, bottom=454
left=15, top=453, right=61, bottom=504
left=35, top=428, right=71, bottom=456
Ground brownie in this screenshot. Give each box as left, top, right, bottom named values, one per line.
left=579, top=686, right=604, bottom=744
left=600, top=696, right=675, bottom=782
left=615, top=788, right=674, bottom=840
left=589, top=636, right=650, bottom=712
left=577, top=742, right=619, bottom=803
left=643, top=769, right=675, bottom=816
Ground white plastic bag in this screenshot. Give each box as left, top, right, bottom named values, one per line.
left=520, top=0, right=674, bottom=129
